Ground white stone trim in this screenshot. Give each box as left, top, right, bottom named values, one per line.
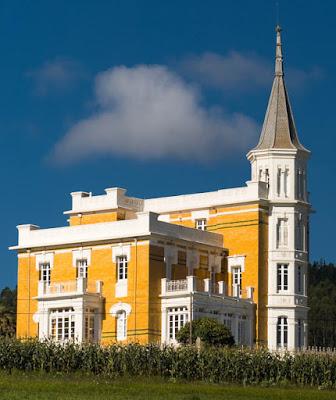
left=227, top=255, right=246, bottom=273
left=110, top=302, right=132, bottom=317
left=112, top=244, right=131, bottom=262
left=35, top=252, right=54, bottom=271
left=186, top=249, right=199, bottom=269
left=72, top=249, right=91, bottom=267
left=164, top=245, right=178, bottom=265
left=191, top=210, right=209, bottom=221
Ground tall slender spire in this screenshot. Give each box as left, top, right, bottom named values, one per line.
left=251, top=26, right=309, bottom=153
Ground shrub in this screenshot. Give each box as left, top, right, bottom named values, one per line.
left=176, top=317, right=234, bottom=347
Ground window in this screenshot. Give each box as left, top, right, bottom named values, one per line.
left=76, top=259, right=88, bottom=278
left=277, top=316, right=288, bottom=349
left=168, top=307, right=188, bottom=341
left=284, top=169, right=289, bottom=197
left=117, top=256, right=128, bottom=281
left=195, top=219, right=207, bottom=231
left=237, top=316, right=247, bottom=345
left=39, top=262, right=51, bottom=286
left=265, top=168, right=270, bottom=187
left=50, top=308, right=75, bottom=342
left=277, top=168, right=281, bottom=196
left=297, top=319, right=303, bottom=348
left=276, top=218, right=288, bottom=248
left=116, top=310, right=127, bottom=341
left=297, top=266, right=302, bottom=294
left=277, top=264, right=288, bottom=292
left=85, top=308, right=95, bottom=342
left=232, top=267, right=242, bottom=296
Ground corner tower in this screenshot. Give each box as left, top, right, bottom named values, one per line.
left=247, top=26, right=311, bottom=351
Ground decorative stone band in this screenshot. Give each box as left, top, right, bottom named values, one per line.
left=110, top=302, right=132, bottom=317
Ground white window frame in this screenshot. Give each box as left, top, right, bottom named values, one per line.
left=117, top=255, right=128, bottom=281
left=167, top=307, right=188, bottom=342
left=277, top=316, right=288, bottom=349
left=277, top=263, right=288, bottom=292
left=116, top=310, right=127, bottom=341
left=39, top=262, right=51, bottom=286
left=49, top=307, right=75, bottom=342
left=195, top=218, right=207, bottom=231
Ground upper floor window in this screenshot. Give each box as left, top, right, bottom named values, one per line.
left=76, top=259, right=88, bottom=279
left=117, top=256, right=128, bottom=281
left=116, top=310, right=127, bottom=341
left=232, top=266, right=242, bottom=296
left=195, top=218, right=207, bottom=231
left=276, top=218, right=288, bottom=248
left=277, top=168, right=281, bottom=196
left=277, top=263, right=288, bottom=292
left=277, top=316, right=288, bottom=349
left=39, top=262, right=51, bottom=285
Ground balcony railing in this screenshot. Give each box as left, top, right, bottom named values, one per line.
left=161, top=277, right=254, bottom=301
left=37, top=277, right=103, bottom=298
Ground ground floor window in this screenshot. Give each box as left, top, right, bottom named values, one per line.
left=167, top=306, right=188, bottom=341
left=277, top=316, right=288, bottom=349
left=297, top=319, right=303, bottom=349
left=116, top=310, right=127, bottom=341
left=50, top=308, right=75, bottom=342
left=237, top=315, right=247, bottom=345
left=85, top=308, right=96, bottom=342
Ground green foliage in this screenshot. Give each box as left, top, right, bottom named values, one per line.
left=0, top=287, right=16, bottom=337
left=176, top=317, right=234, bottom=347
left=1, top=338, right=336, bottom=387
left=308, top=262, right=336, bottom=347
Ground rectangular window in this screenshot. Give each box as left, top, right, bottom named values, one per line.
left=39, top=262, right=51, bottom=286
left=76, top=259, right=88, bottom=278
left=277, top=168, right=281, bottom=196
left=116, top=310, right=127, bottom=341
left=297, top=319, right=302, bottom=348
left=276, top=219, right=288, bottom=248
left=277, top=316, right=288, bottom=349
left=167, top=307, right=188, bottom=341
left=232, top=267, right=242, bottom=296
left=195, top=219, right=207, bottom=231
left=49, top=308, right=75, bottom=342
left=117, top=256, right=128, bottom=281
left=85, top=308, right=95, bottom=342
left=277, top=264, right=288, bottom=292
left=297, top=266, right=302, bottom=294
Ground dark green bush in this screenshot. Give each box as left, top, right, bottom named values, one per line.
left=176, top=317, right=234, bottom=347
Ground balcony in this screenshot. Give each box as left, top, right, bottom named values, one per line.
left=161, top=276, right=254, bottom=301
left=37, top=277, right=103, bottom=299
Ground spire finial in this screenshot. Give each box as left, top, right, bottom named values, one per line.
left=275, top=25, right=283, bottom=76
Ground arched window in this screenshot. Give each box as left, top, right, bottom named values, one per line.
left=277, top=316, right=288, bottom=349
left=116, top=310, right=127, bottom=341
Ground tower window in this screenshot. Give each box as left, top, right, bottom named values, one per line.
left=277, top=316, right=288, bottom=349
left=276, top=218, right=288, bottom=248
left=277, top=264, right=288, bottom=292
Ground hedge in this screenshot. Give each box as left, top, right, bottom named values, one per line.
left=1, top=338, right=336, bottom=387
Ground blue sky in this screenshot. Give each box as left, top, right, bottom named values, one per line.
left=0, top=0, right=334, bottom=287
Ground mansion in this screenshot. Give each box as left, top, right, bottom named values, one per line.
left=12, top=27, right=311, bottom=351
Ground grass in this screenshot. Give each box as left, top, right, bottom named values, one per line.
left=0, top=373, right=336, bottom=400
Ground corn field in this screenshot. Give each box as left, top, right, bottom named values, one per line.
left=1, top=338, right=336, bottom=387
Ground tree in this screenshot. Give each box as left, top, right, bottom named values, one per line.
left=176, top=317, right=234, bottom=347
left=0, top=287, right=17, bottom=337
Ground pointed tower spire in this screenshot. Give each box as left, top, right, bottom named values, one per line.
left=250, top=26, right=309, bottom=153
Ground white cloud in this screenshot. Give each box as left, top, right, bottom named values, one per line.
left=180, top=51, right=322, bottom=91
left=51, top=65, right=259, bottom=164
left=27, top=57, right=86, bottom=95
